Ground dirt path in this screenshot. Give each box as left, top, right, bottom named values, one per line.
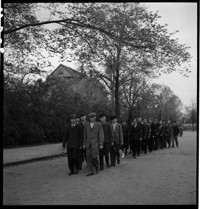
left=3, top=131, right=196, bottom=205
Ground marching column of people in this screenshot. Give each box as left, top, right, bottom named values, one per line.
left=62, top=113, right=180, bottom=176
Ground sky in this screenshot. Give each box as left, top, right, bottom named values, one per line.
left=45, top=3, right=197, bottom=107
left=142, top=3, right=197, bottom=107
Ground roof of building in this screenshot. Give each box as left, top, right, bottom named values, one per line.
left=48, top=64, right=82, bottom=79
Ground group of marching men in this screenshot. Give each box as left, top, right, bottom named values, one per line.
left=62, top=112, right=180, bottom=176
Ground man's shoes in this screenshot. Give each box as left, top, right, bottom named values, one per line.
left=133, top=155, right=136, bottom=159
left=117, top=160, right=120, bottom=164
left=99, top=166, right=104, bottom=170
left=68, top=171, right=74, bottom=176
left=107, top=163, right=110, bottom=168
left=86, top=173, right=94, bottom=176
left=74, top=170, right=79, bottom=174
left=110, top=164, right=115, bottom=167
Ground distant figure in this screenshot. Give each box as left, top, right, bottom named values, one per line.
left=129, top=119, right=142, bottom=158
left=179, top=124, right=183, bottom=137
left=165, top=120, right=173, bottom=148
left=172, top=121, right=180, bottom=147
left=141, top=118, right=151, bottom=154
left=99, top=113, right=113, bottom=170
left=83, top=112, right=104, bottom=176
left=158, top=120, right=165, bottom=149
left=62, top=114, right=82, bottom=176
left=110, top=116, right=123, bottom=166
left=148, top=119, right=153, bottom=152
left=121, top=121, right=130, bottom=156
left=137, top=117, right=143, bottom=153
left=151, top=118, right=160, bottom=150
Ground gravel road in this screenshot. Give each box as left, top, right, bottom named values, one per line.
left=3, top=131, right=196, bottom=205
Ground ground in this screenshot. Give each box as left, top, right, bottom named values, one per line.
left=3, top=131, right=197, bottom=205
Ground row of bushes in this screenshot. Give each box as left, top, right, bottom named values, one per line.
left=3, top=78, right=112, bottom=147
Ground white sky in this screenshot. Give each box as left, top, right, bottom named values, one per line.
left=46, top=3, right=197, bottom=107
left=143, top=3, right=197, bottom=107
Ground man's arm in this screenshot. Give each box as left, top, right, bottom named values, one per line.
left=119, top=124, right=123, bottom=144
left=62, top=126, right=69, bottom=148
left=83, top=125, right=87, bottom=149
left=98, top=123, right=104, bottom=148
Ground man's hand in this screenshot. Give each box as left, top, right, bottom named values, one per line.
left=140, top=138, right=142, bottom=141
left=121, top=142, right=124, bottom=145
left=79, top=147, right=82, bottom=149
left=100, top=145, right=103, bottom=149
left=111, top=142, right=114, bottom=146
left=83, top=145, right=86, bottom=149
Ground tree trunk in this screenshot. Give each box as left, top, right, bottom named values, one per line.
left=114, top=46, right=121, bottom=120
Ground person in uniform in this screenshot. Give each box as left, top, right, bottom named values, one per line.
left=110, top=116, right=123, bottom=166
left=172, top=121, right=180, bottom=147
left=129, top=119, right=142, bottom=158
left=62, top=114, right=82, bottom=175
left=121, top=121, right=129, bottom=156
left=83, top=112, right=104, bottom=176
left=141, top=118, right=151, bottom=154
left=78, top=113, right=88, bottom=170
left=99, top=113, right=113, bottom=170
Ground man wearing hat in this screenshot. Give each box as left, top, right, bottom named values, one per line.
left=110, top=116, right=123, bottom=166
left=78, top=113, right=88, bottom=170
left=62, top=113, right=83, bottom=176
left=99, top=113, right=113, bottom=170
left=83, top=112, right=104, bottom=176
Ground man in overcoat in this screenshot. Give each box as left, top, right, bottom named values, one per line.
left=83, top=112, right=104, bottom=176
left=99, top=113, right=113, bottom=170
left=110, top=116, right=123, bottom=166
left=62, top=114, right=82, bottom=175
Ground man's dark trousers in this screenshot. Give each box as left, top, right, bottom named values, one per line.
left=67, top=147, right=79, bottom=173
left=110, top=143, right=120, bottom=165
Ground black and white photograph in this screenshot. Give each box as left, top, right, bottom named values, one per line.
left=2, top=1, right=198, bottom=206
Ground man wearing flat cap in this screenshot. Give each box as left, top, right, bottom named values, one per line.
left=78, top=113, right=88, bottom=170
left=99, top=113, right=113, bottom=170
left=62, top=113, right=83, bottom=176
left=83, top=112, right=104, bottom=176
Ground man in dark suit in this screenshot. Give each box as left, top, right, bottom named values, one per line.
left=78, top=113, right=88, bottom=170
left=62, top=114, right=82, bottom=176
left=129, top=119, right=142, bottom=158
left=99, top=113, right=113, bottom=170
left=110, top=116, right=123, bottom=166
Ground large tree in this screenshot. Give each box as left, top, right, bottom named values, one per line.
left=4, top=3, right=191, bottom=119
